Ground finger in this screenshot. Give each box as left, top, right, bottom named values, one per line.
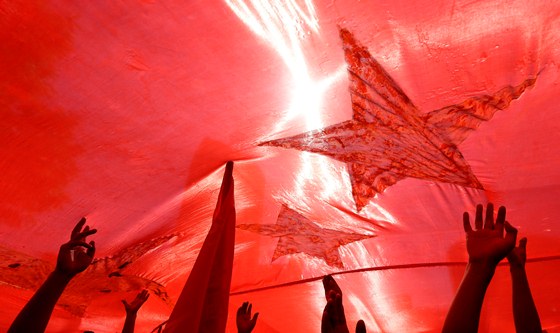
left=504, top=221, right=518, bottom=246
left=356, top=320, right=367, bottom=333
left=328, top=290, right=337, bottom=302
left=87, top=241, right=96, bottom=257
left=252, top=312, right=259, bottom=323
left=335, top=293, right=343, bottom=306
left=475, top=204, right=483, bottom=230
left=323, top=275, right=334, bottom=300
left=237, top=303, right=245, bottom=315
left=495, top=206, right=506, bottom=235
left=519, top=237, right=527, bottom=250
left=462, top=212, right=472, bottom=233
left=75, top=228, right=98, bottom=240
left=248, top=303, right=252, bottom=316
left=484, top=203, right=494, bottom=229
left=334, top=294, right=346, bottom=323
left=71, top=217, right=87, bottom=239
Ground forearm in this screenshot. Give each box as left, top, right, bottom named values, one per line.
left=442, top=263, right=495, bottom=333
left=8, top=270, right=72, bottom=333
left=122, top=313, right=137, bottom=333
left=510, top=267, right=542, bottom=333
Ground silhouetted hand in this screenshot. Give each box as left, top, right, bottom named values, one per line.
left=463, top=203, right=517, bottom=267
left=237, top=301, right=259, bottom=333
left=507, top=237, right=528, bottom=269
left=8, top=217, right=97, bottom=333
left=322, top=275, right=349, bottom=333
left=55, top=217, right=97, bottom=278
left=122, top=290, right=150, bottom=315
left=443, top=203, right=517, bottom=333
left=323, top=275, right=343, bottom=301
left=322, top=290, right=350, bottom=333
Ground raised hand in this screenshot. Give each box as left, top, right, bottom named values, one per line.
left=122, top=290, right=150, bottom=315
left=237, top=301, right=259, bottom=333
left=55, top=217, right=97, bottom=277
left=321, top=275, right=349, bottom=333
left=463, top=203, right=517, bottom=267
left=443, top=203, right=517, bottom=333
left=322, top=290, right=350, bottom=333
left=9, top=217, right=98, bottom=333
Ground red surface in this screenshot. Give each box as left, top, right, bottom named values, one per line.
left=1, top=0, right=559, bottom=332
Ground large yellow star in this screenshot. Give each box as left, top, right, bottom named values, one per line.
left=261, top=28, right=536, bottom=211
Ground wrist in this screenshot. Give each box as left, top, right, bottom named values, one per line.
left=50, top=269, right=74, bottom=284
left=465, top=261, right=496, bottom=282
left=509, top=265, right=527, bottom=277
left=467, top=260, right=497, bottom=272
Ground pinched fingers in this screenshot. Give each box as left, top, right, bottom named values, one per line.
left=62, top=240, right=94, bottom=252
left=87, top=240, right=96, bottom=257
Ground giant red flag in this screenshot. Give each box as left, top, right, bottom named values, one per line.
left=1, top=1, right=559, bottom=332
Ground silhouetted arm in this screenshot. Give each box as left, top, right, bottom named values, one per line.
left=442, top=204, right=517, bottom=333
left=8, top=218, right=96, bottom=333
left=121, top=290, right=150, bottom=333
left=508, top=238, right=543, bottom=333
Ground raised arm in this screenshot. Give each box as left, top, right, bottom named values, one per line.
left=8, top=217, right=96, bottom=333
left=508, top=238, right=543, bottom=333
left=121, top=289, right=150, bottom=333
left=442, top=204, right=517, bottom=333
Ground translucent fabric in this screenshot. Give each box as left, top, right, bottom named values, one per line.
left=1, top=0, right=559, bottom=332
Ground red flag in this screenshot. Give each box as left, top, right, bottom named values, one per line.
left=164, top=161, right=236, bottom=333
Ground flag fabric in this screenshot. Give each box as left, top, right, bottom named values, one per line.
left=164, top=161, right=236, bottom=333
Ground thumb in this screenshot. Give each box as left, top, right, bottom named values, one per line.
left=252, top=312, right=259, bottom=323
left=504, top=221, right=518, bottom=245
left=519, top=237, right=528, bottom=249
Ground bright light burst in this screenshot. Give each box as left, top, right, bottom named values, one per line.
left=225, top=0, right=346, bottom=202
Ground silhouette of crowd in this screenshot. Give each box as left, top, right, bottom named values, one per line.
left=7, top=163, right=544, bottom=333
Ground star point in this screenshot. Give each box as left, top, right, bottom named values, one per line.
left=261, top=28, right=536, bottom=211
